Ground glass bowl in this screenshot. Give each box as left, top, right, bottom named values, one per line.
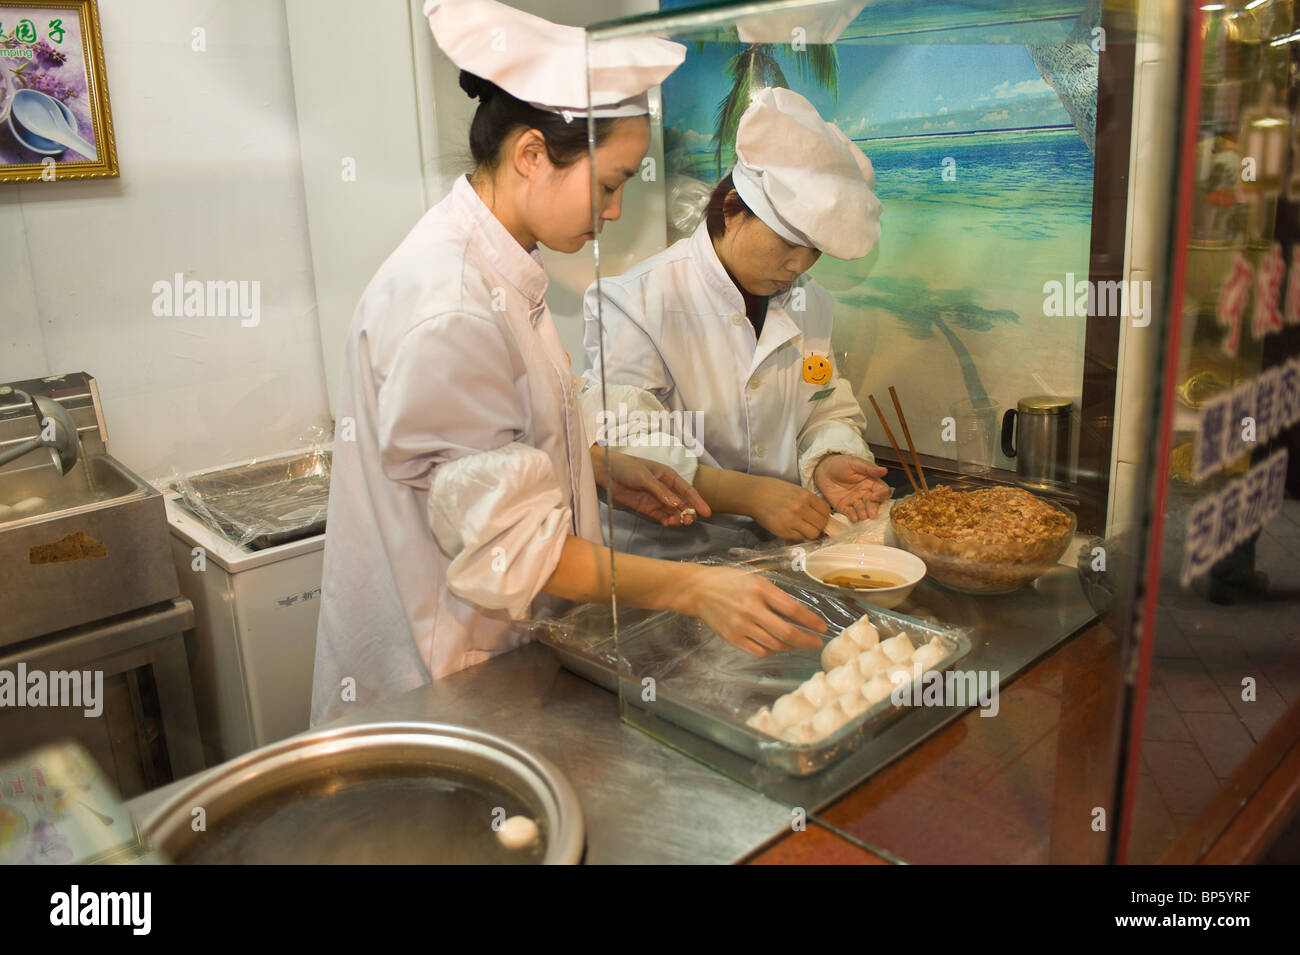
left=888, top=488, right=1078, bottom=595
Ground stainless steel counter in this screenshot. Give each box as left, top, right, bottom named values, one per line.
left=126, top=545, right=1103, bottom=864
left=125, top=641, right=796, bottom=864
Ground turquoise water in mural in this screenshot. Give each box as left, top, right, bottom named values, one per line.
left=673, top=123, right=1097, bottom=456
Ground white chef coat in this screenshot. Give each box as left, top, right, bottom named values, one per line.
left=311, top=174, right=601, bottom=726
left=583, top=222, right=873, bottom=494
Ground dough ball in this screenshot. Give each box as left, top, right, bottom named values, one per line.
left=0, top=504, right=12, bottom=521
left=812, top=701, right=850, bottom=739
left=11, top=496, right=46, bottom=515
left=839, top=690, right=871, bottom=719
left=826, top=662, right=864, bottom=696
left=880, top=633, right=915, bottom=663
left=842, top=617, right=879, bottom=649
left=798, top=672, right=834, bottom=709
left=911, top=642, right=946, bottom=673
left=772, top=692, right=816, bottom=729
left=745, top=706, right=780, bottom=737
left=863, top=674, right=894, bottom=705
left=856, top=646, right=889, bottom=679
left=886, top=660, right=917, bottom=687
left=820, top=633, right=859, bottom=671
left=496, top=815, right=540, bottom=850
left=782, top=719, right=819, bottom=745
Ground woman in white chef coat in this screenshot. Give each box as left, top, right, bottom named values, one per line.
left=311, top=2, right=825, bottom=726
left=584, top=87, right=890, bottom=560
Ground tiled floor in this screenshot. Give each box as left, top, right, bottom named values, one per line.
left=1128, top=497, right=1300, bottom=863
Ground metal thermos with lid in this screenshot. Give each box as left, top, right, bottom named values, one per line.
left=1001, top=395, right=1073, bottom=490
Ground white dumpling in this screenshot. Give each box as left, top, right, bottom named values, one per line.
left=826, top=662, right=865, bottom=696
left=798, top=672, right=834, bottom=709
left=842, top=617, right=880, bottom=650
left=863, top=674, right=894, bottom=705
left=880, top=633, right=915, bottom=663
left=782, top=719, right=818, bottom=745
left=839, top=690, right=871, bottom=719
left=885, top=660, right=917, bottom=686
left=820, top=633, right=858, bottom=671
left=772, top=692, right=816, bottom=729
left=745, top=706, right=780, bottom=737
left=812, top=700, right=850, bottom=739
left=856, top=646, right=889, bottom=679
left=911, top=642, right=946, bottom=673
left=496, top=815, right=540, bottom=850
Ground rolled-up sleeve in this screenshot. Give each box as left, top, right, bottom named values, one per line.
left=428, top=443, right=572, bottom=618
left=797, top=388, right=875, bottom=493
left=797, top=286, right=874, bottom=492
left=374, top=310, right=573, bottom=616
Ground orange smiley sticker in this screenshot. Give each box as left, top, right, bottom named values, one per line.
left=802, top=354, right=832, bottom=386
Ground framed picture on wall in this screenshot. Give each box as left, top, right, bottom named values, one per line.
left=0, top=0, right=117, bottom=182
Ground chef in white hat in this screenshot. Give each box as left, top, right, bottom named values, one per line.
left=313, top=4, right=824, bottom=724
left=583, top=87, right=889, bottom=559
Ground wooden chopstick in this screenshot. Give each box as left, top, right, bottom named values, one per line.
left=888, top=385, right=928, bottom=491
left=867, top=393, right=919, bottom=494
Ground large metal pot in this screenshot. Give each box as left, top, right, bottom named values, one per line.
left=143, top=721, right=584, bottom=864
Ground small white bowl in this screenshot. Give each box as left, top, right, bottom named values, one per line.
left=804, top=543, right=926, bottom=609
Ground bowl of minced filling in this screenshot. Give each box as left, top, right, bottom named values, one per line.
left=888, top=485, right=1077, bottom=594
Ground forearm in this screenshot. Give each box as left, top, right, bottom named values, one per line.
left=691, top=464, right=764, bottom=518
left=541, top=536, right=695, bottom=614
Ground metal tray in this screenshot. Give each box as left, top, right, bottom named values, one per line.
left=539, top=575, right=972, bottom=776
left=172, top=450, right=330, bottom=550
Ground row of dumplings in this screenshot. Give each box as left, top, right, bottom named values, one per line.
left=745, top=615, right=952, bottom=745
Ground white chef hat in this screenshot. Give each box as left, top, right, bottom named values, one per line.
left=730, top=87, right=882, bottom=260
left=425, top=0, right=685, bottom=121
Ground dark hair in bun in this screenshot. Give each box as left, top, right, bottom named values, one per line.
left=458, top=70, right=496, bottom=101
left=458, top=70, right=624, bottom=172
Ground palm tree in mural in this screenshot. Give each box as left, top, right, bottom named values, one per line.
left=708, top=42, right=839, bottom=177
left=840, top=277, right=1021, bottom=408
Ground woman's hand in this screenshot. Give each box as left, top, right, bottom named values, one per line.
left=814, top=454, right=891, bottom=522
left=590, top=448, right=711, bottom=526
left=675, top=565, right=825, bottom=657
left=745, top=475, right=831, bottom=541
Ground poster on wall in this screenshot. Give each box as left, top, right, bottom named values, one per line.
left=0, top=0, right=117, bottom=182
left=655, top=0, right=1100, bottom=470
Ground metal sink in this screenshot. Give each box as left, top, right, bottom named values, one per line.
left=0, top=373, right=179, bottom=648
left=0, top=454, right=150, bottom=525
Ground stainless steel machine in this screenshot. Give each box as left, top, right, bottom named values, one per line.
left=0, top=373, right=203, bottom=798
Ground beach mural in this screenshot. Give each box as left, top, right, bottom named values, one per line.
left=656, top=0, right=1100, bottom=466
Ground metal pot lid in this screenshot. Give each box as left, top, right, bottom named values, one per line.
left=1017, top=395, right=1073, bottom=415
left=142, top=721, right=584, bottom=865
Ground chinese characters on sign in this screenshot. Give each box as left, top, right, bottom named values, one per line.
left=1181, top=449, right=1288, bottom=587
left=0, top=18, right=64, bottom=44
left=1216, top=242, right=1300, bottom=357
left=1193, top=354, right=1300, bottom=481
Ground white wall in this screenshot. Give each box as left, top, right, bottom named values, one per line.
left=0, top=0, right=329, bottom=482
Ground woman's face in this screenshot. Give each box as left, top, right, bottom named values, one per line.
left=716, top=201, right=821, bottom=296
left=523, top=116, right=652, bottom=254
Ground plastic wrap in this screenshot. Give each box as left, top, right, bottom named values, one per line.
left=532, top=542, right=972, bottom=776
left=169, top=426, right=332, bottom=550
